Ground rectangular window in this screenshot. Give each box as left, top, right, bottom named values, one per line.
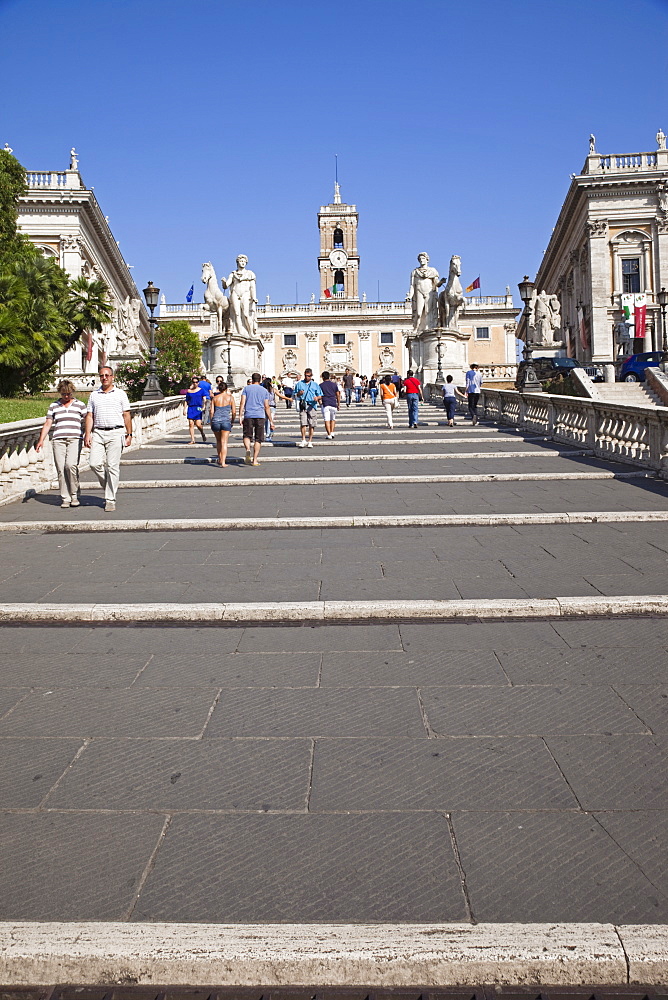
left=475, top=327, right=490, bottom=340
left=333, top=333, right=346, bottom=345
left=283, top=334, right=297, bottom=346
left=622, top=258, right=641, bottom=294
left=380, top=332, right=394, bottom=344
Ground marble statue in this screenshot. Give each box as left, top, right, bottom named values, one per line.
left=437, top=255, right=465, bottom=330
left=201, top=262, right=230, bottom=334
left=223, top=255, right=259, bottom=341
left=282, top=348, right=298, bottom=373
left=3, top=143, right=13, bottom=154
left=549, top=294, right=562, bottom=335
left=409, top=252, right=441, bottom=332
left=69, top=147, right=78, bottom=170
left=658, top=180, right=668, bottom=213
left=658, top=128, right=666, bottom=151
left=589, top=134, right=596, bottom=154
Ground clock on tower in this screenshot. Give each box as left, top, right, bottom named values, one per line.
left=317, top=184, right=359, bottom=301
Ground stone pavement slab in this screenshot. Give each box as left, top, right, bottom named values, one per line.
left=0, top=812, right=167, bottom=920
left=450, top=810, right=668, bottom=923
left=130, top=813, right=468, bottom=923
left=46, top=738, right=312, bottom=812
left=309, top=737, right=577, bottom=811
left=203, top=687, right=426, bottom=738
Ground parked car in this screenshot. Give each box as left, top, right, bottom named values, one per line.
left=531, top=356, right=604, bottom=382
left=618, top=351, right=663, bottom=382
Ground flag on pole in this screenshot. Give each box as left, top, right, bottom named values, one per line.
left=634, top=292, right=647, bottom=340
left=465, top=277, right=480, bottom=293
left=323, top=288, right=332, bottom=298
left=185, top=284, right=194, bottom=303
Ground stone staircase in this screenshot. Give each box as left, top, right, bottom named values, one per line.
left=595, top=381, right=662, bottom=406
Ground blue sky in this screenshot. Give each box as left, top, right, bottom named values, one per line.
left=2, top=0, right=668, bottom=305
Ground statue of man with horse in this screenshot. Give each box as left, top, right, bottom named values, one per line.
left=438, top=254, right=465, bottom=331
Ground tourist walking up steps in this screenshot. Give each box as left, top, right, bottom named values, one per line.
left=184, top=376, right=208, bottom=444
left=442, top=374, right=466, bottom=427
left=84, top=366, right=132, bottom=512
left=320, top=371, right=340, bottom=439
left=403, top=370, right=423, bottom=428
left=210, top=380, right=236, bottom=467
left=262, top=377, right=287, bottom=441
left=35, top=379, right=86, bottom=508
left=368, top=376, right=378, bottom=405
left=465, top=363, right=483, bottom=425
left=281, top=374, right=295, bottom=408
left=343, top=369, right=354, bottom=407
left=239, top=372, right=273, bottom=466
left=294, top=368, right=323, bottom=448
left=380, top=374, right=398, bottom=428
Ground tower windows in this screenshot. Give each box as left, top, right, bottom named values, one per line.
left=334, top=269, right=345, bottom=294
left=333, top=227, right=344, bottom=248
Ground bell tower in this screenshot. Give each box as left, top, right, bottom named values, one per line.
left=318, top=183, right=359, bottom=301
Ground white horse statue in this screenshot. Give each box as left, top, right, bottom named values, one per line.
left=438, top=255, right=465, bottom=330
left=201, top=262, right=230, bottom=334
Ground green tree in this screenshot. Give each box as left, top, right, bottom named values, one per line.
left=0, top=148, right=38, bottom=264
left=115, top=319, right=203, bottom=400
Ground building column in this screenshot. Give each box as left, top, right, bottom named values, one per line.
left=358, top=330, right=372, bottom=375
left=305, top=331, right=319, bottom=372
left=586, top=221, right=612, bottom=361
left=260, top=334, right=275, bottom=377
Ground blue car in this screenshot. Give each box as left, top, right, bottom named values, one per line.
left=619, top=351, right=663, bottom=382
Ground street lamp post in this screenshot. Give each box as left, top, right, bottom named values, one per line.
left=142, top=281, right=163, bottom=401
left=225, top=331, right=233, bottom=384
left=658, top=286, right=668, bottom=371
left=516, top=275, right=543, bottom=393
left=435, top=331, right=444, bottom=384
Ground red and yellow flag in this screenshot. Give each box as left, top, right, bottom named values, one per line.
left=465, top=277, right=480, bottom=293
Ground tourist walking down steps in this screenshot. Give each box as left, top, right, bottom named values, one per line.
left=35, top=379, right=86, bottom=508
left=84, top=366, right=132, bottom=512
left=294, top=368, right=323, bottom=448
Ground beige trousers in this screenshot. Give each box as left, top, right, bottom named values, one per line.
left=52, top=437, right=82, bottom=502
left=88, top=428, right=124, bottom=501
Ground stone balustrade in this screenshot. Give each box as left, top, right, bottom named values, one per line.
left=25, top=170, right=83, bottom=190
left=481, top=388, right=668, bottom=476
left=477, top=363, right=518, bottom=381
left=0, top=397, right=185, bottom=506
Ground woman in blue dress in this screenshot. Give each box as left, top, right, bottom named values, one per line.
left=209, top=380, right=236, bottom=467
left=184, top=376, right=208, bottom=444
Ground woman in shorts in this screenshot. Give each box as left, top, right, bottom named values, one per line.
left=209, top=380, right=236, bottom=467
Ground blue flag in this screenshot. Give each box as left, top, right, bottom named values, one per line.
left=185, top=284, right=194, bottom=303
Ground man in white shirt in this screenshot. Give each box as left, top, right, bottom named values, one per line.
left=84, top=366, right=132, bottom=511
left=464, top=363, right=483, bottom=425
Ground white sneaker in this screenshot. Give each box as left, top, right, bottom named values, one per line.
left=307, top=441, right=314, bottom=448
left=326, top=434, right=332, bottom=439
left=297, top=440, right=307, bottom=448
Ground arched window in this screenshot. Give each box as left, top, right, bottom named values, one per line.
left=334, top=269, right=345, bottom=294
left=333, top=227, right=344, bottom=248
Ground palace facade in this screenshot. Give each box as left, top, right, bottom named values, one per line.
left=160, top=184, right=520, bottom=383
left=17, top=153, right=150, bottom=388
left=518, top=135, right=668, bottom=362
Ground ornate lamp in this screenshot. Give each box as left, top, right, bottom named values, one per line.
left=516, top=275, right=543, bottom=393
left=657, top=286, right=668, bottom=370
left=142, top=281, right=164, bottom=400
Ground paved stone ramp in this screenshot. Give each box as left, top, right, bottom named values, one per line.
left=1, top=399, right=668, bottom=982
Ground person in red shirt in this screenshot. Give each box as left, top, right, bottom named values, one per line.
left=403, top=370, right=423, bottom=428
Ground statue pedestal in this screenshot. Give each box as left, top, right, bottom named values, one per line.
left=412, top=326, right=471, bottom=384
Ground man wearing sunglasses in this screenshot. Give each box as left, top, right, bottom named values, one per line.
left=84, top=366, right=132, bottom=512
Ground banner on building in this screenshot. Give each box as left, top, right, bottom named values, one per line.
left=634, top=293, right=647, bottom=340
left=621, top=293, right=635, bottom=323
